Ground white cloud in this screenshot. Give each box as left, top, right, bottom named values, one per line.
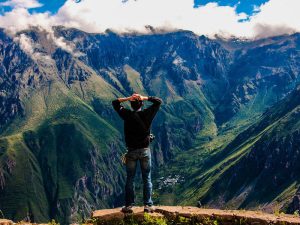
left=250, top=0, right=300, bottom=38
left=11, top=27, right=84, bottom=59
left=53, top=36, right=76, bottom=53
left=0, top=0, right=43, bottom=9
left=15, top=33, right=34, bottom=54
left=54, top=0, right=253, bottom=37
left=46, top=29, right=85, bottom=57
left=14, top=33, right=54, bottom=63
left=0, top=8, right=54, bottom=34
left=0, top=0, right=299, bottom=39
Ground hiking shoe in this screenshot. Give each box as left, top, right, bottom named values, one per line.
left=144, top=205, right=155, bottom=213
left=121, top=205, right=133, bottom=213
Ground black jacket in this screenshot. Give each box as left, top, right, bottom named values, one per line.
left=112, top=96, right=162, bottom=149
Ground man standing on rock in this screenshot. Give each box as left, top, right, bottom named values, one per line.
left=112, top=93, right=162, bottom=213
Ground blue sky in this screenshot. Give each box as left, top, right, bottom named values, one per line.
left=0, top=0, right=67, bottom=14
left=0, top=0, right=270, bottom=16
left=195, top=0, right=269, bottom=15
left=30, top=0, right=67, bottom=14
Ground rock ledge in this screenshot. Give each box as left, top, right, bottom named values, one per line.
left=92, top=206, right=300, bottom=225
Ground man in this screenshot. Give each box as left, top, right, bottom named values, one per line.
left=112, top=93, right=162, bottom=213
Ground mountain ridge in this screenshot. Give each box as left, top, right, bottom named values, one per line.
left=1, top=26, right=300, bottom=224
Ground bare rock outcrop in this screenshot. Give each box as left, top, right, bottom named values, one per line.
left=92, top=206, right=300, bottom=225
left=0, top=219, right=13, bottom=225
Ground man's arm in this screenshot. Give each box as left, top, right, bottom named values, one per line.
left=142, top=95, right=162, bottom=120
left=112, top=96, right=133, bottom=119
left=147, top=96, right=162, bottom=106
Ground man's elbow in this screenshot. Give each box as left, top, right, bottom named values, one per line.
left=156, top=97, right=163, bottom=105
left=112, top=99, right=120, bottom=108
left=149, top=96, right=162, bottom=103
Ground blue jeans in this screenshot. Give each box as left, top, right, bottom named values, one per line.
left=125, top=148, right=153, bottom=207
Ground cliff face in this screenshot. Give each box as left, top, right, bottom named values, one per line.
left=1, top=26, right=300, bottom=223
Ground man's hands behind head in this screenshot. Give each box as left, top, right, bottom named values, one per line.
left=130, top=93, right=148, bottom=101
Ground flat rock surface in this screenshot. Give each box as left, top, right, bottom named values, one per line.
left=0, top=219, right=13, bottom=225
left=93, top=206, right=164, bottom=221
left=92, top=206, right=300, bottom=224
left=0, top=220, right=87, bottom=225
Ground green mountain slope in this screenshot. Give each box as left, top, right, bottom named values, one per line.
left=173, top=86, right=300, bottom=212
left=0, top=27, right=218, bottom=224
left=1, top=27, right=300, bottom=223
left=0, top=78, right=126, bottom=223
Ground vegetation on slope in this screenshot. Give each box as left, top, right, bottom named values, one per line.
left=1, top=27, right=300, bottom=223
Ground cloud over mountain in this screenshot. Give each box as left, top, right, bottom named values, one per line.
left=0, top=0, right=299, bottom=38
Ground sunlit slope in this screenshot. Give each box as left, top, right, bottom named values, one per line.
left=179, top=87, right=300, bottom=211
left=0, top=73, right=125, bottom=224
